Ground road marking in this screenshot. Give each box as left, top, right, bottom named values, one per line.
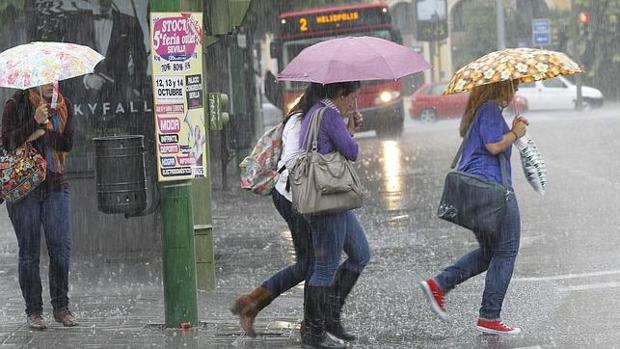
left=386, top=214, right=409, bottom=222
left=558, top=281, right=620, bottom=292
left=513, top=269, right=620, bottom=282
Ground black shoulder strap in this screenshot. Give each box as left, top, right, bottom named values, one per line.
left=283, top=110, right=303, bottom=126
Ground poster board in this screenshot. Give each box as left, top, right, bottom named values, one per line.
left=150, top=12, right=206, bottom=181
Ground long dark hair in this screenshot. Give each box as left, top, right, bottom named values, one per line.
left=459, top=80, right=517, bottom=137
left=286, top=81, right=361, bottom=120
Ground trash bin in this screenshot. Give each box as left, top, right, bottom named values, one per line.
left=93, top=135, right=147, bottom=214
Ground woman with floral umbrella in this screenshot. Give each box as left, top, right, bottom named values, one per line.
left=0, top=41, right=103, bottom=330
left=420, top=48, right=581, bottom=335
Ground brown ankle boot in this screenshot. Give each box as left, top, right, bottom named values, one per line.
left=230, top=286, right=274, bottom=337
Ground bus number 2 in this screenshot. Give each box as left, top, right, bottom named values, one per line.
left=299, top=18, right=308, bottom=32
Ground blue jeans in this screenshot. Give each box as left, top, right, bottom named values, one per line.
left=304, top=210, right=371, bottom=287
left=434, top=194, right=520, bottom=320
left=262, top=190, right=314, bottom=295
left=6, top=187, right=72, bottom=316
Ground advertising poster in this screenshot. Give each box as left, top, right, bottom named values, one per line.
left=150, top=12, right=206, bottom=181
left=20, top=0, right=153, bottom=174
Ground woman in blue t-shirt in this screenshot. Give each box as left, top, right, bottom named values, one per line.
left=421, top=79, right=529, bottom=335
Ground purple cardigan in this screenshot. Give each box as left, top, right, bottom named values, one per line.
left=299, top=102, right=359, bottom=161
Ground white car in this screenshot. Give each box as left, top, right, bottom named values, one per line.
left=516, top=76, right=604, bottom=110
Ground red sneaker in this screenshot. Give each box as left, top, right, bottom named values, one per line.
left=420, top=279, right=448, bottom=320
left=476, top=319, right=521, bottom=335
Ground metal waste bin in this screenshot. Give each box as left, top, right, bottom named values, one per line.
left=93, top=135, right=147, bottom=214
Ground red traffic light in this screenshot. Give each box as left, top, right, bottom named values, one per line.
left=578, top=11, right=591, bottom=24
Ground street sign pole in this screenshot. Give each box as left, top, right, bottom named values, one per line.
left=429, top=37, right=435, bottom=83
left=573, top=3, right=585, bottom=111
left=576, top=74, right=584, bottom=111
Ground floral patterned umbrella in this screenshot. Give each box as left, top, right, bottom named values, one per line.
left=0, top=41, right=105, bottom=90
left=445, top=48, right=582, bottom=94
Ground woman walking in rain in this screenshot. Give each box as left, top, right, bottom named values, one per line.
left=2, top=83, right=77, bottom=329
left=299, top=81, right=370, bottom=349
left=421, top=79, right=527, bottom=335
left=231, top=84, right=318, bottom=337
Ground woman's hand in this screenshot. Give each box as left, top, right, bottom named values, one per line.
left=26, top=129, right=46, bottom=142
left=347, top=112, right=364, bottom=133
left=511, top=115, right=528, bottom=138
left=353, top=112, right=364, bottom=130
left=512, top=115, right=529, bottom=127
left=34, top=104, right=49, bottom=124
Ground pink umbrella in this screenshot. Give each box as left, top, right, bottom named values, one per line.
left=277, top=36, right=431, bottom=84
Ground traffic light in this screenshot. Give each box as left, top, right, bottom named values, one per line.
left=577, top=11, right=591, bottom=25
left=208, top=92, right=229, bottom=130
left=577, top=10, right=591, bottom=38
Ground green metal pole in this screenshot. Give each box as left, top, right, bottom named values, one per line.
left=229, top=38, right=252, bottom=165
left=192, top=187, right=215, bottom=291
left=160, top=182, right=198, bottom=327
left=192, top=142, right=216, bottom=290
left=192, top=0, right=216, bottom=288
left=151, top=0, right=202, bottom=328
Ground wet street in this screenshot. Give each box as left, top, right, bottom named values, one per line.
left=2, top=104, right=620, bottom=348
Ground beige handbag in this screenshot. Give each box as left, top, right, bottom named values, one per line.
left=289, top=107, right=364, bottom=215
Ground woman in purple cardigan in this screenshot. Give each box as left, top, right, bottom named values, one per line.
left=299, top=82, right=370, bottom=348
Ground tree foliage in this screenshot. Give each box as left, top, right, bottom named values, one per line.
left=453, top=0, right=554, bottom=71
left=573, top=0, right=620, bottom=100
left=506, top=0, right=550, bottom=47
left=452, top=0, right=497, bottom=71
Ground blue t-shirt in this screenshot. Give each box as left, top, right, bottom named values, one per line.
left=458, top=101, right=512, bottom=188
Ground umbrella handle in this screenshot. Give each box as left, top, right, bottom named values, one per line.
left=509, top=80, right=519, bottom=117
left=36, top=86, right=50, bottom=124
left=51, top=79, right=59, bottom=110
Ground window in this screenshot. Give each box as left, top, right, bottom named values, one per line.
left=542, top=78, right=567, bottom=88
left=519, top=82, right=536, bottom=89
left=430, top=84, right=447, bottom=95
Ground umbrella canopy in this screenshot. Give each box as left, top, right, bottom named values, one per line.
left=277, top=36, right=431, bottom=84
left=0, top=41, right=105, bottom=89
left=445, top=48, right=582, bottom=94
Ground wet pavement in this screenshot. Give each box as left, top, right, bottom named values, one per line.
left=2, top=105, right=620, bottom=348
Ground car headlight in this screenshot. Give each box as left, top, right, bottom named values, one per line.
left=375, top=91, right=400, bottom=105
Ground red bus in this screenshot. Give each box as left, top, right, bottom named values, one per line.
left=267, top=3, right=406, bottom=137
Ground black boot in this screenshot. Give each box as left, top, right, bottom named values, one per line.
left=325, top=269, right=361, bottom=342
left=302, top=286, right=346, bottom=349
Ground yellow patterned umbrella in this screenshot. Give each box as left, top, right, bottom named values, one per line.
left=445, top=48, right=582, bottom=94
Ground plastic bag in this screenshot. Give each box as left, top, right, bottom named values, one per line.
left=515, top=133, right=547, bottom=195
